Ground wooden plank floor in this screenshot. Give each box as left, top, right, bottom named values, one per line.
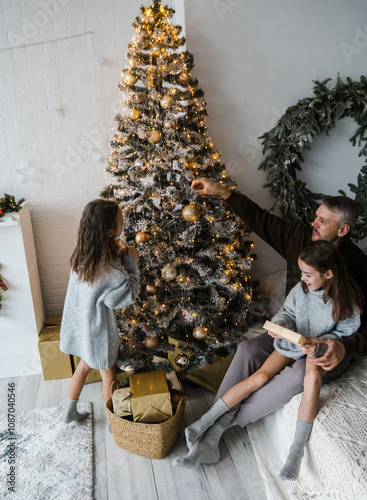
left=0, top=375, right=267, bottom=500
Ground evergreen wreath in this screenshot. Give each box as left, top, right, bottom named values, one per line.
left=259, top=75, right=367, bottom=241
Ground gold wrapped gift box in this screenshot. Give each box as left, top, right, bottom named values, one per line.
left=38, top=326, right=73, bottom=381
left=130, top=370, right=173, bottom=423
left=112, top=387, right=132, bottom=418
left=168, top=336, right=233, bottom=394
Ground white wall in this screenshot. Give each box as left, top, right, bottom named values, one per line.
left=1, top=0, right=366, bottom=318
left=185, top=0, right=367, bottom=276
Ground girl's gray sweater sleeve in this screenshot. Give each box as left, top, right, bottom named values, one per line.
left=103, top=256, right=140, bottom=309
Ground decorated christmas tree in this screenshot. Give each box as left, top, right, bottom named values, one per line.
left=102, top=0, right=267, bottom=376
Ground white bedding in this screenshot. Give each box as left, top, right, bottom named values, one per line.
left=247, top=357, right=367, bottom=500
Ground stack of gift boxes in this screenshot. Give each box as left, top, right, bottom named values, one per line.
left=111, top=369, right=182, bottom=423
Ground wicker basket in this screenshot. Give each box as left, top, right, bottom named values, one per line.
left=106, top=379, right=187, bottom=459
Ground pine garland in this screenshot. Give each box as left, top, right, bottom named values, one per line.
left=259, top=75, right=367, bottom=241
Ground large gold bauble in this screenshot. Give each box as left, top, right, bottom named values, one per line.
left=148, top=129, right=162, bottom=144
left=134, top=157, right=147, bottom=169
left=182, top=203, right=201, bottom=222
left=175, top=353, right=190, bottom=368
left=124, top=71, right=138, bottom=85
left=145, top=283, right=158, bottom=296
left=160, top=94, right=174, bottom=109
left=135, top=231, right=150, bottom=245
left=129, top=108, right=140, bottom=120
left=162, top=263, right=177, bottom=281
left=215, top=269, right=230, bottom=285
left=143, top=335, right=159, bottom=349
left=151, top=41, right=166, bottom=56
left=108, top=152, right=118, bottom=167
left=193, top=326, right=208, bottom=340
left=140, top=27, right=149, bottom=39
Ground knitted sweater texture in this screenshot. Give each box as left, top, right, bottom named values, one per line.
left=60, top=256, right=139, bottom=369
left=272, top=283, right=361, bottom=360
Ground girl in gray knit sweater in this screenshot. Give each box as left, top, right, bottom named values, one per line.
left=174, top=241, right=363, bottom=479
left=60, top=199, right=140, bottom=424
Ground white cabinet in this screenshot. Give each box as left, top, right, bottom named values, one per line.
left=0, top=204, right=44, bottom=378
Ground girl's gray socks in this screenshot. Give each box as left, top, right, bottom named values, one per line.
left=63, top=398, right=89, bottom=424
left=279, top=420, right=313, bottom=480
left=185, top=398, right=229, bottom=448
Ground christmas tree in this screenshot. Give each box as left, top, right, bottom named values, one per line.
left=101, top=0, right=266, bottom=376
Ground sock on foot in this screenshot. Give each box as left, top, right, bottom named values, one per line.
left=185, top=398, right=229, bottom=449
left=63, top=398, right=89, bottom=424
left=173, top=422, right=228, bottom=468
left=279, top=420, right=313, bottom=481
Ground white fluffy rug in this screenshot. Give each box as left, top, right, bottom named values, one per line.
left=0, top=403, right=93, bottom=499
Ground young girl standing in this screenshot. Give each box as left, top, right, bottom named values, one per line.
left=60, top=198, right=140, bottom=424
left=174, top=240, right=362, bottom=479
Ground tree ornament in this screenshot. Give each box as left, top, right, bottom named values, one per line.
left=145, top=283, right=158, bottom=296
left=135, top=231, right=150, bottom=245
left=148, top=129, right=162, bottom=144
left=162, top=263, right=177, bottom=281
left=193, top=326, right=208, bottom=340
left=129, top=108, right=140, bottom=120
left=161, top=198, right=174, bottom=210
left=143, top=335, right=159, bottom=349
left=108, top=152, right=119, bottom=167
left=124, top=71, right=138, bottom=86
left=140, top=27, right=149, bottom=39
left=160, top=94, right=174, bottom=109
left=259, top=75, right=367, bottom=240
left=134, top=157, right=147, bottom=169
left=151, top=41, right=166, bottom=56
left=215, top=269, right=230, bottom=285
left=175, top=353, right=190, bottom=368
left=182, top=203, right=201, bottom=222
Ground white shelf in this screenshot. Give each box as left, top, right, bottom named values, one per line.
left=0, top=203, right=44, bottom=378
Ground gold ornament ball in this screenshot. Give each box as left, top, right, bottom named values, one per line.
left=148, top=129, right=162, bottom=144
left=175, top=353, right=190, bottom=368
left=160, top=94, right=174, bottom=109
left=151, top=41, right=166, bottom=56
left=193, top=326, right=208, bottom=340
left=134, top=157, right=147, bottom=169
left=162, top=263, right=177, bottom=281
left=129, top=108, right=140, bottom=120
left=182, top=203, right=201, bottom=222
left=135, top=231, right=150, bottom=245
left=108, top=152, right=118, bottom=167
left=143, top=335, right=159, bottom=349
left=145, top=283, right=158, bottom=296
left=216, top=269, right=230, bottom=285
left=140, top=27, right=149, bottom=39
left=124, top=71, right=138, bottom=85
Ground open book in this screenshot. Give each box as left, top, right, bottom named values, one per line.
left=263, top=320, right=308, bottom=345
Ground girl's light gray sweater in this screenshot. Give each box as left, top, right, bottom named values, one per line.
left=272, top=282, right=361, bottom=360
left=60, top=256, right=139, bottom=369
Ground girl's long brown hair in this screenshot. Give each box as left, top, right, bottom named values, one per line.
left=70, top=199, right=120, bottom=283
left=299, top=240, right=363, bottom=321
